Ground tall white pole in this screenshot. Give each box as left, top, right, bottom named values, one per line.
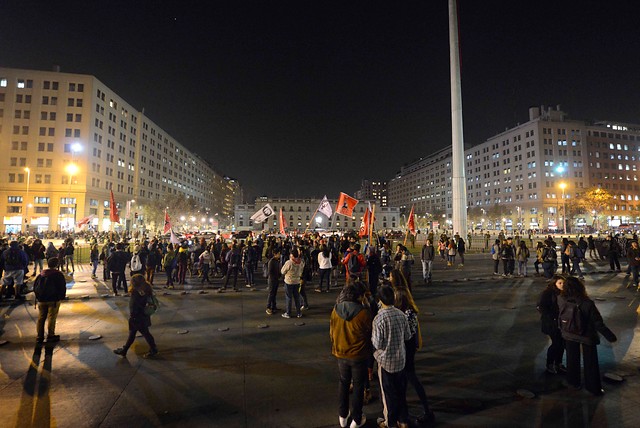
left=449, top=0, right=468, bottom=237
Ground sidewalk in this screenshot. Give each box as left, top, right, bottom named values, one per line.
left=0, top=254, right=638, bottom=427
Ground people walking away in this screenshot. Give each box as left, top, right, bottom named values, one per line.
left=330, top=282, right=373, bottom=428
left=1, top=240, right=29, bottom=300
left=566, top=241, right=584, bottom=279
left=220, top=243, right=242, bottom=292
left=541, top=240, right=558, bottom=279
left=537, top=274, right=566, bottom=374
left=163, top=244, right=177, bottom=288
left=107, top=243, right=129, bottom=296
left=176, top=242, right=189, bottom=285
left=372, top=283, right=411, bottom=428
left=265, top=249, right=282, bottom=315
left=32, top=239, right=46, bottom=277
left=587, top=235, right=597, bottom=260
left=456, top=236, right=466, bottom=267
left=557, top=276, right=617, bottom=395
left=366, top=247, right=383, bottom=296
left=146, top=245, right=161, bottom=285
left=281, top=248, right=305, bottom=318
left=446, top=239, right=457, bottom=267
left=394, top=286, right=435, bottom=425
left=34, top=258, right=67, bottom=343
left=421, top=240, right=435, bottom=284
left=607, top=235, right=622, bottom=272
left=113, top=274, right=158, bottom=358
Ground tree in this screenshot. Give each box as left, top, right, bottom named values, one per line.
left=141, top=194, right=204, bottom=233
left=578, top=187, right=614, bottom=230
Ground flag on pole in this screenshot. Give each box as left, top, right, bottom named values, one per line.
left=318, top=195, right=333, bottom=218
left=407, top=205, right=416, bottom=236
left=335, top=192, right=358, bottom=217
left=250, top=203, right=274, bottom=223
left=359, top=207, right=371, bottom=237
left=163, top=210, right=172, bottom=234
left=109, top=190, right=120, bottom=223
left=279, top=208, right=286, bottom=234
left=169, top=229, right=181, bottom=245
left=76, top=214, right=95, bottom=228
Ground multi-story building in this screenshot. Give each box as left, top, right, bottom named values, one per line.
left=234, top=197, right=400, bottom=233
left=355, top=179, right=388, bottom=207
left=388, top=106, right=640, bottom=231
left=0, top=67, right=232, bottom=233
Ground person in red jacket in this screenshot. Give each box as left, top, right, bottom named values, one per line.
left=330, top=281, right=372, bottom=428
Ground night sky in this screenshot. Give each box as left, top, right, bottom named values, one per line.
left=2, top=1, right=639, bottom=201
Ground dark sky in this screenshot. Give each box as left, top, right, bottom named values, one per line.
left=2, top=1, right=639, bottom=201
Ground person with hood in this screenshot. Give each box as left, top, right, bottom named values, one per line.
left=280, top=247, right=305, bottom=318
left=113, top=274, right=158, bottom=358
left=45, top=241, right=57, bottom=260
left=0, top=240, right=29, bottom=300
left=330, top=281, right=372, bottom=428
left=34, top=257, right=67, bottom=343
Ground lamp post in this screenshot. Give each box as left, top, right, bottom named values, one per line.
left=559, top=182, right=567, bottom=234
left=65, top=163, right=78, bottom=231
left=23, top=167, right=31, bottom=233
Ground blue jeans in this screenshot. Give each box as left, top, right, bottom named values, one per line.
left=421, top=260, right=432, bottom=280
left=267, top=278, right=279, bottom=310
left=244, top=264, right=254, bottom=285
left=34, top=259, right=45, bottom=276
left=570, top=258, right=583, bottom=276
left=284, top=282, right=301, bottom=316
left=91, top=258, right=99, bottom=276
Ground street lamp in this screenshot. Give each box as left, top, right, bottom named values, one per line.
left=23, top=167, right=30, bottom=233
left=65, top=163, right=78, bottom=230
left=559, top=182, right=567, bottom=234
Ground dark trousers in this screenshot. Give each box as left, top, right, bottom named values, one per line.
left=609, top=254, right=621, bottom=271
left=111, top=271, right=127, bottom=294
left=561, top=254, right=570, bottom=273
left=405, top=337, right=431, bottom=414
left=493, top=259, right=500, bottom=273
left=201, top=264, right=211, bottom=283
left=502, top=259, right=514, bottom=275
left=565, top=339, right=602, bottom=393
left=178, top=262, right=188, bottom=284
left=123, top=318, right=157, bottom=352
left=223, top=266, right=239, bottom=290
left=318, top=268, right=331, bottom=291
left=266, top=279, right=279, bottom=310
left=546, top=328, right=565, bottom=366
left=378, top=366, right=408, bottom=427
left=338, top=359, right=367, bottom=423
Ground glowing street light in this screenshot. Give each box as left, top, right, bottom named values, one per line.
left=559, top=182, right=567, bottom=234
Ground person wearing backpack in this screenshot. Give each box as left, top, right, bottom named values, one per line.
left=343, top=244, right=366, bottom=282
left=113, top=274, right=158, bottom=359
left=537, top=274, right=566, bottom=374
left=34, top=257, right=67, bottom=343
left=566, top=241, right=584, bottom=279
left=557, top=276, right=617, bottom=395
left=0, top=240, right=29, bottom=301
left=490, top=239, right=501, bottom=275
left=541, top=241, right=558, bottom=279
left=130, top=245, right=145, bottom=277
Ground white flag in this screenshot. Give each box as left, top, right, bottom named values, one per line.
left=250, top=204, right=274, bottom=223
left=318, top=195, right=333, bottom=218
left=170, top=229, right=181, bottom=245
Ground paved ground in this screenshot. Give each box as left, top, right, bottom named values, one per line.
left=0, top=252, right=639, bottom=428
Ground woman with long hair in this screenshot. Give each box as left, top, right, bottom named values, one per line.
left=394, top=286, right=435, bottom=424
left=557, top=276, right=617, bottom=395
left=113, top=274, right=158, bottom=358
left=536, top=274, right=566, bottom=374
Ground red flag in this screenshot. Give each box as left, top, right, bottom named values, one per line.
left=335, top=192, right=358, bottom=217
left=163, top=209, right=172, bottom=234
left=407, top=205, right=416, bottom=236
left=359, top=207, right=371, bottom=237
left=279, top=208, right=286, bottom=235
left=109, top=190, right=120, bottom=223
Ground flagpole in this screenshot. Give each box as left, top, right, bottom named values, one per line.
left=369, top=204, right=375, bottom=246
left=403, top=205, right=414, bottom=246
left=304, top=207, right=320, bottom=235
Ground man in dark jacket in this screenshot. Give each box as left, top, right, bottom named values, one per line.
left=34, top=258, right=67, bottom=343
left=265, top=249, right=282, bottom=315
left=421, top=240, right=435, bottom=284
left=107, top=243, right=130, bottom=296
left=330, top=282, right=372, bottom=428
left=1, top=240, right=29, bottom=300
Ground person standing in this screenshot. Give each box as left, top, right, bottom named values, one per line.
left=265, top=248, right=282, bottom=315
left=280, top=248, right=305, bottom=318
left=90, top=241, right=100, bottom=279
left=163, top=244, right=177, bottom=288
left=626, top=240, right=640, bottom=289
left=107, top=243, right=129, bottom=296
left=0, top=240, right=29, bottom=300
left=490, top=239, right=501, bottom=275
left=516, top=240, right=530, bottom=277
left=113, top=274, right=158, bottom=358
left=330, top=282, right=372, bottom=428
left=316, top=245, right=333, bottom=293
left=500, top=237, right=515, bottom=277
left=220, top=243, right=242, bottom=292
left=373, top=284, right=411, bottom=428
left=34, top=258, right=67, bottom=343
left=64, top=240, right=75, bottom=275
left=456, top=236, right=466, bottom=267
left=145, top=244, right=161, bottom=285
left=199, top=247, right=214, bottom=285
left=421, top=240, right=434, bottom=284
left=537, top=275, right=566, bottom=374
left=557, top=276, right=617, bottom=395
left=32, top=239, right=46, bottom=277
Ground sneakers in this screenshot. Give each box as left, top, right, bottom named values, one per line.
left=281, top=313, right=291, bottom=319
left=265, top=308, right=273, bottom=315
left=350, top=415, right=366, bottom=428
left=113, top=347, right=127, bottom=357
left=301, top=305, right=308, bottom=311
left=245, top=284, right=252, bottom=288
left=314, top=288, right=322, bottom=293
left=144, top=349, right=158, bottom=358
left=339, top=411, right=351, bottom=428
left=296, top=313, right=303, bottom=318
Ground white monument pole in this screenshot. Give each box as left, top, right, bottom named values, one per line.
left=449, top=0, right=468, bottom=237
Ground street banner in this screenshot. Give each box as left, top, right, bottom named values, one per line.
left=407, top=205, right=416, bottom=236
left=359, top=207, right=371, bottom=237
left=250, top=203, right=274, bottom=223
left=76, top=214, right=95, bottom=228
left=335, top=192, right=358, bottom=217
left=109, top=190, right=120, bottom=223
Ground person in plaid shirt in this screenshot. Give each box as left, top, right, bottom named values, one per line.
left=372, top=283, right=411, bottom=428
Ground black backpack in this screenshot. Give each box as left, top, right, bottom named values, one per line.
left=34, top=275, right=57, bottom=301
left=5, top=249, right=21, bottom=266
left=348, top=253, right=363, bottom=276
left=558, top=298, right=585, bottom=340
left=543, top=248, right=556, bottom=263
